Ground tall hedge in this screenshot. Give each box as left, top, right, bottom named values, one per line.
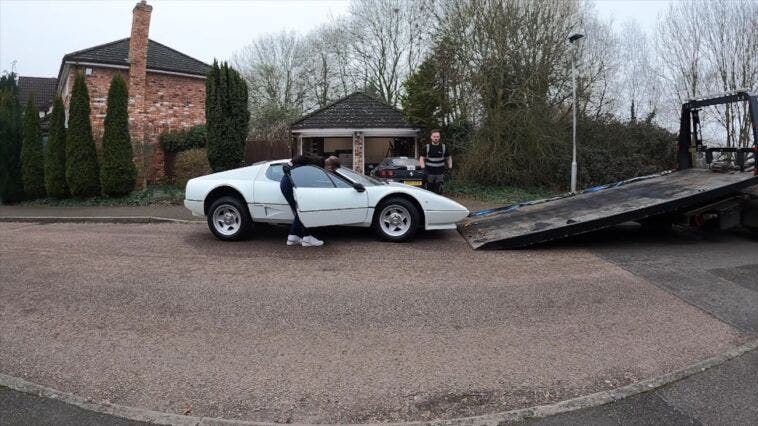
left=45, top=96, right=68, bottom=198
left=66, top=72, right=100, bottom=197
left=0, top=73, right=24, bottom=203
left=206, top=60, right=249, bottom=172
left=100, top=73, right=136, bottom=196
left=21, top=96, right=46, bottom=199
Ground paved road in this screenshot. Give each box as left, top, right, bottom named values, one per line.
left=521, top=225, right=758, bottom=424
left=527, top=343, right=758, bottom=425
left=0, top=386, right=150, bottom=426
left=1, top=222, right=756, bottom=424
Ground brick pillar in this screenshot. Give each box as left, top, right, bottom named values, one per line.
left=128, top=0, right=153, bottom=179
left=353, top=131, right=365, bottom=174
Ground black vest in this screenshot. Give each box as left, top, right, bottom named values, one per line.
left=424, top=143, right=447, bottom=174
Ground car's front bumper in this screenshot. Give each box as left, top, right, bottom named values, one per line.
left=425, top=209, right=470, bottom=230
left=184, top=199, right=205, bottom=217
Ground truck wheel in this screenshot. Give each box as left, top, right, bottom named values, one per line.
left=207, top=196, right=252, bottom=241
left=373, top=197, right=420, bottom=242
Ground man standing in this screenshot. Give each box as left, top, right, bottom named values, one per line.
left=419, top=129, right=452, bottom=194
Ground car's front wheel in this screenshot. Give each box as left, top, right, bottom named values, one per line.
left=373, top=197, right=420, bottom=242
left=207, top=196, right=252, bottom=241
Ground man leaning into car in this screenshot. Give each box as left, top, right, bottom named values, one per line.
left=419, top=129, right=452, bottom=194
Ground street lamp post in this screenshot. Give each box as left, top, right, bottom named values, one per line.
left=569, top=33, right=584, bottom=194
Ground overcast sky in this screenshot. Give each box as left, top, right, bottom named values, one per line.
left=1, top=0, right=671, bottom=78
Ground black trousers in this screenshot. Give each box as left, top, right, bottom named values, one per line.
left=425, top=173, right=444, bottom=194
left=280, top=175, right=307, bottom=237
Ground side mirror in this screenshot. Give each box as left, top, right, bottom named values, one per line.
left=353, top=183, right=366, bottom=193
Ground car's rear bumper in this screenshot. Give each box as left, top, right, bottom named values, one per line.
left=377, top=178, right=425, bottom=187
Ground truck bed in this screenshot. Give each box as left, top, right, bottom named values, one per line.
left=458, top=169, right=758, bottom=249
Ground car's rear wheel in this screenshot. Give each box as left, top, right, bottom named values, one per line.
left=207, top=196, right=252, bottom=241
left=373, top=197, right=420, bottom=242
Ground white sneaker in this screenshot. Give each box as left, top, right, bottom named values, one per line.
left=301, top=235, right=324, bottom=247
left=286, top=235, right=302, bottom=246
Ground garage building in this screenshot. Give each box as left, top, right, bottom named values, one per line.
left=290, top=92, right=420, bottom=175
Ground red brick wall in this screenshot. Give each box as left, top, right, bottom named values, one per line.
left=63, top=67, right=125, bottom=142
left=143, top=72, right=206, bottom=139
left=61, top=65, right=206, bottom=181
left=142, top=72, right=206, bottom=179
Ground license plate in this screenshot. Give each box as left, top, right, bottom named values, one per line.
left=404, top=180, right=423, bottom=186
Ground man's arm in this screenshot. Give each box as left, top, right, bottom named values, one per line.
left=419, top=155, right=426, bottom=169
left=447, top=156, right=453, bottom=169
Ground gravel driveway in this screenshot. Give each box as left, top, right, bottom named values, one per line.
left=0, top=222, right=746, bottom=423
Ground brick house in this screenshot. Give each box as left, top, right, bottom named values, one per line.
left=17, top=76, right=58, bottom=139
left=55, top=0, right=210, bottom=179
left=290, top=92, right=420, bottom=175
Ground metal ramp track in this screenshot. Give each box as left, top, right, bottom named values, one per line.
left=458, top=169, right=758, bottom=249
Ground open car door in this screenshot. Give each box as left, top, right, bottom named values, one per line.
left=290, top=165, right=369, bottom=227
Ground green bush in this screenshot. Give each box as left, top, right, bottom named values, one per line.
left=45, top=96, right=68, bottom=198
left=159, top=124, right=206, bottom=153
left=458, top=113, right=676, bottom=191
left=173, top=148, right=212, bottom=189
left=66, top=72, right=100, bottom=197
left=572, top=117, right=677, bottom=188
left=100, top=73, right=137, bottom=196
left=21, top=96, right=46, bottom=198
left=0, top=72, right=25, bottom=203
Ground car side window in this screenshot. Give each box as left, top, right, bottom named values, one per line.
left=265, top=164, right=285, bottom=182
left=328, top=173, right=353, bottom=188
left=290, top=165, right=335, bottom=188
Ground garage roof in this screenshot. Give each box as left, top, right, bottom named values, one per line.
left=290, top=92, right=417, bottom=130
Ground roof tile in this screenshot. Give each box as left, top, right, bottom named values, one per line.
left=290, top=92, right=416, bottom=130
left=18, top=77, right=57, bottom=112
left=63, top=38, right=211, bottom=77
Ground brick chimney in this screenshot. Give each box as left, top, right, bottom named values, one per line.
left=128, top=0, right=152, bottom=141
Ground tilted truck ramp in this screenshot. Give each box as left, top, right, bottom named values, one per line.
left=458, top=169, right=758, bottom=249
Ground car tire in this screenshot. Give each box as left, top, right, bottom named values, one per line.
left=373, top=197, right=420, bottom=242
left=207, top=196, right=252, bottom=241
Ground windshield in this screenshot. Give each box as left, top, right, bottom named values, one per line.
left=335, top=167, right=384, bottom=186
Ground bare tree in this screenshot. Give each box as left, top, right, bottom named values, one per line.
left=345, top=0, right=429, bottom=107
left=233, top=31, right=310, bottom=136
left=302, top=22, right=360, bottom=109
left=700, top=0, right=758, bottom=147
left=616, top=19, right=660, bottom=122
left=656, top=0, right=757, bottom=146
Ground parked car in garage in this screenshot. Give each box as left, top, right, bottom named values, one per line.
left=184, top=160, right=469, bottom=242
left=371, top=157, right=426, bottom=187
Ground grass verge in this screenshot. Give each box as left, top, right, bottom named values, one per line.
left=18, top=185, right=184, bottom=207
left=445, top=179, right=557, bottom=206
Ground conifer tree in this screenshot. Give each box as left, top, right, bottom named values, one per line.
left=45, top=96, right=69, bottom=198
left=21, top=96, right=46, bottom=198
left=0, top=73, right=25, bottom=203
left=101, top=73, right=136, bottom=196
left=66, top=72, right=100, bottom=197
left=206, top=61, right=249, bottom=172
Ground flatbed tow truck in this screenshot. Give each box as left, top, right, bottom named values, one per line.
left=458, top=92, right=758, bottom=249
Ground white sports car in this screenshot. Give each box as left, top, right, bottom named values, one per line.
left=184, top=160, right=469, bottom=242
